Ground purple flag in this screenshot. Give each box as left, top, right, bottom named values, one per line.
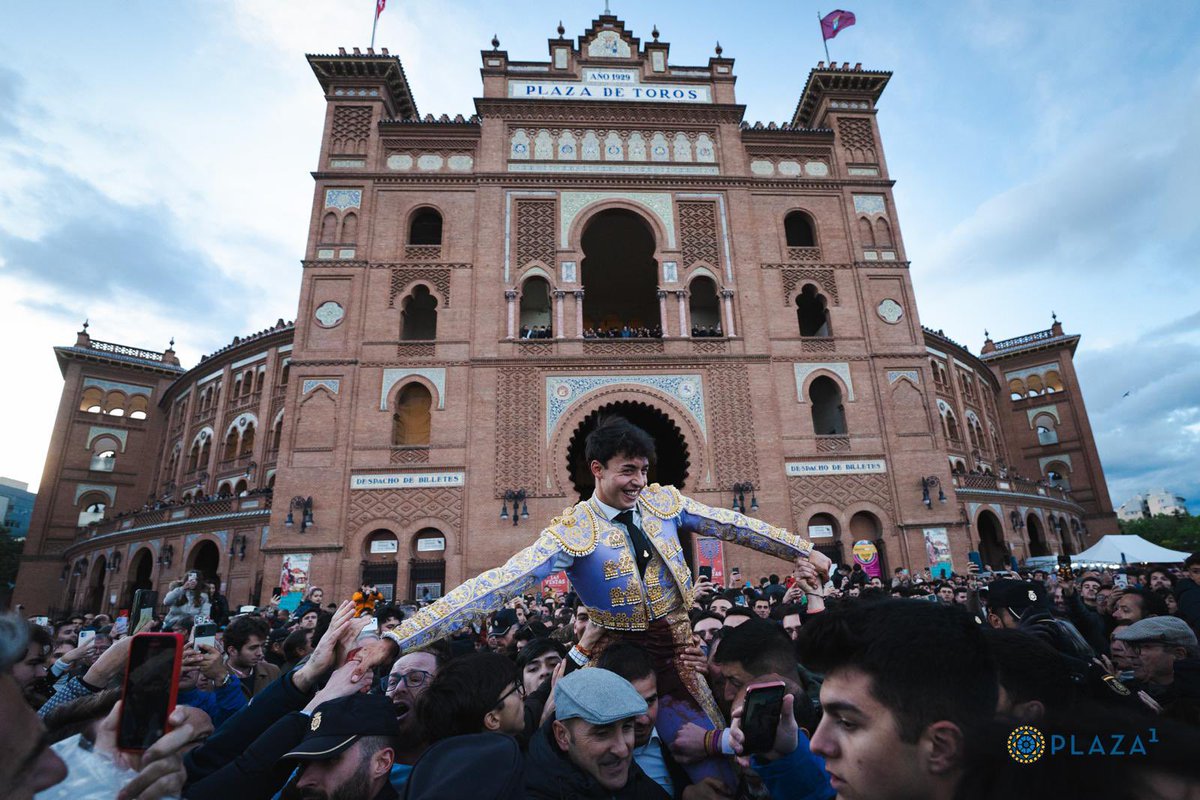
left=821, top=9, right=856, bottom=41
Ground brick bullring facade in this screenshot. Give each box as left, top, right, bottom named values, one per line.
left=15, top=16, right=1117, bottom=614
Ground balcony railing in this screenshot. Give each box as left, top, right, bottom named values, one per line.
left=953, top=473, right=1075, bottom=503
left=84, top=492, right=273, bottom=539
left=89, top=339, right=166, bottom=362
left=991, top=328, right=1056, bottom=351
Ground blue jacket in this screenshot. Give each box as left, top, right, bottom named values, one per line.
left=178, top=674, right=247, bottom=730
left=750, top=734, right=835, bottom=800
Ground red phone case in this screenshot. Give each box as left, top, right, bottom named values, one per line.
left=118, top=632, right=184, bottom=753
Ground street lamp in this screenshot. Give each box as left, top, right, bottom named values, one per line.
left=920, top=476, right=946, bottom=508
left=731, top=482, right=758, bottom=513
left=501, top=490, right=529, bottom=526
left=286, top=496, right=314, bottom=532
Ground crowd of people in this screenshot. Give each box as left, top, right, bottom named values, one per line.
left=5, top=554, right=1200, bottom=799
left=582, top=324, right=664, bottom=339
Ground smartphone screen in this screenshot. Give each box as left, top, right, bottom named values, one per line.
left=741, top=681, right=786, bottom=754
left=131, top=589, right=159, bottom=628
left=192, top=623, right=219, bottom=651
left=698, top=565, right=713, bottom=581
left=118, top=633, right=182, bottom=752
left=78, top=628, right=97, bottom=646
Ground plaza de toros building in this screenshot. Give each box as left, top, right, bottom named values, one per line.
left=15, top=15, right=1118, bottom=614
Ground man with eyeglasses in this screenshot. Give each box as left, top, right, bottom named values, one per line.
left=385, top=650, right=439, bottom=722
left=1114, top=616, right=1200, bottom=704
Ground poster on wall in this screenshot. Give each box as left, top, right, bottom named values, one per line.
left=541, top=571, right=570, bottom=596
left=696, top=537, right=727, bottom=587
left=278, top=553, right=312, bottom=611
left=852, top=540, right=882, bottom=579
left=923, top=528, right=953, bottom=578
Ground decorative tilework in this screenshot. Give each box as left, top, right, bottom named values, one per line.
left=325, top=189, right=362, bottom=210
left=794, top=363, right=855, bottom=402
left=381, top=368, right=446, bottom=410
left=82, top=377, right=153, bottom=397
left=805, top=161, right=830, bottom=177
left=545, top=374, right=705, bottom=442
left=852, top=194, right=886, bottom=215
left=86, top=426, right=128, bottom=451
left=510, top=163, right=719, bottom=177
left=504, top=191, right=557, bottom=282
left=387, top=154, right=413, bottom=170
left=750, top=160, right=775, bottom=176
left=314, top=301, right=345, bottom=327
left=848, top=166, right=879, bottom=176
left=417, top=155, right=444, bottom=171
left=447, top=155, right=474, bottom=171
left=560, top=191, right=676, bottom=248
left=876, top=299, right=904, bottom=323
left=887, top=370, right=920, bottom=385
left=778, top=160, right=802, bottom=177
left=561, top=261, right=577, bottom=283
left=75, top=483, right=116, bottom=505
left=303, top=379, right=341, bottom=395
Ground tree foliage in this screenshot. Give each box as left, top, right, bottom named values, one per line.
left=1118, top=513, right=1200, bottom=555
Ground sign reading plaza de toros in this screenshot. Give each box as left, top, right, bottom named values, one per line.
left=508, top=68, right=712, bottom=103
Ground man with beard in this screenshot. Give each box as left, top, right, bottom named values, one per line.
left=281, top=693, right=399, bottom=800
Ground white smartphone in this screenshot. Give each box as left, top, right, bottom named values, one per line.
left=78, top=628, right=97, bottom=646
left=239, top=605, right=257, bottom=613
left=362, top=617, right=379, bottom=634
left=192, top=623, right=219, bottom=651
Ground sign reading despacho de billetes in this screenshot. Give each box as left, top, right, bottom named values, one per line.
left=508, top=67, right=712, bottom=103
left=350, top=472, right=465, bottom=490
left=785, top=460, right=887, bottom=476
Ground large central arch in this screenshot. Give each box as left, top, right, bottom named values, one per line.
left=565, top=401, right=694, bottom=570
left=580, top=209, right=660, bottom=335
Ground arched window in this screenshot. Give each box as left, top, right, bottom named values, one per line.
left=104, top=391, right=126, bottom=416
left=255, top=370, right=266, bottom=393
left=401, top=285, right=438, bottom=340
left=392, top=383, right=432, bottom=446
left=796, top=284, right=831, bottom=337
left=688, top=276, right=722, bottom=334
left=874, top=218, right=893, bottom=247
left=858, top=217, right=875, bottom=248
left=234, top=479, right=248, bottom=495
left=199, top=437, right=211, bottom=467
left=519, top=277, right=552, bottom=337
left=1026, top=375, right=1044, bottom=398
left=1035, top=415, right=1059, bottom=446
left=271, top=415, right=284, bottom=450
left=341, top=212, right=358, bottom=243
left=127, top=395, right=149, bottom=420
left=809, top=376, right=848, bottom=435
left=243, top=370, right=254, bottom=395
left=280, top=360, right=290, bottom=385
left=80, top=387, right=104, bottom=413
left=217, top=483, right=233, bottom=498
left=77, top=499, right=106, bottom=528
left=240, top=423, right=256, bottom=456
left=91, top=449, right=116, bottom=472
left=1044, top=370, right=1064, bottom=393
left=1008, top=379, right=1025, bottom=401
left=188, top=442, right=200, bottom=472
left=1046, top=465, right=1071, bottom=490
left=409, top=208, right=443, bottom=245
left=223, top=429, right=239, bottom=460
left=784, top=211, right=816, bottom=247
left=967, top=416, right=982, bottom=449
left=942, top=408, right=961, bottom=442
left=320, top=212, right=337, bottom=243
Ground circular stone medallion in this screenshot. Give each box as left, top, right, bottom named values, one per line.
left=315, top=301, right=345, bottom=328
left=876, top=299, right=904, bottom=324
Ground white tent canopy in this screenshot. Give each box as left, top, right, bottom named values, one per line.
left=1071, top=534, right=1192, bottom=565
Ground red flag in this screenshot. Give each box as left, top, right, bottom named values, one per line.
left=820, top=9, right=856, bottom=41
left=376, top=0, right=386, bottom=20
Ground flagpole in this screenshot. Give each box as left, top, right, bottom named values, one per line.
left=370, top=1, right=379, bottom=49
left=818, top=10, right=830, bottom=62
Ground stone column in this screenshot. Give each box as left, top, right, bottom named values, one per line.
left=657, top=290, right=670, bottom=337
left=721, top=289, right=736, bottom=338
left=504, top=290, right=518, bottom=339
left=675, top=290, right=689, bottom=337
left=553, top=290, right=565, bottom=339
left=574, top=289, right=585, bottom=338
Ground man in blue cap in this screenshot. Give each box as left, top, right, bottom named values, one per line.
left=525, top=668, right=669, bottom=799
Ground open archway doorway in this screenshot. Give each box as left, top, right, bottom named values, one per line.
left=188, top=540, right=221, bottom=584
left=1026, top=514, right=1049, bottom=557
left=580, top=209, right=660, bottom=336
left=566, top=402, right=692, bottom=566
left=977, top=511, right=1009, bottom=571
left=124, top=548, right=154, bottom=607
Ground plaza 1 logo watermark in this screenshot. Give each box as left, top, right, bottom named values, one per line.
left=1006, top=725, right=1159, bottom=764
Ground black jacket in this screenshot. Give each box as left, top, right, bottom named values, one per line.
left=184, top=666, right=313, bottom=786
left=524, top=719, right=671, bottom=800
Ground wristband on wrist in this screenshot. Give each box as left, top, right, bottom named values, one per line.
left=568, top=646, right=589, bottom=667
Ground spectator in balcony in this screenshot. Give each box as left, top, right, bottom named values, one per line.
left=163, top=571, right=211, bottom=629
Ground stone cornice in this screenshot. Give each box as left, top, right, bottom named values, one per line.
left=474, top=98, right=747, bottom=125
left=309, top=170, right=898, bottom=192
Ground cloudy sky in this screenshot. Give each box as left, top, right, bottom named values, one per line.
left=2, top=1, right=1197, bottom=512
